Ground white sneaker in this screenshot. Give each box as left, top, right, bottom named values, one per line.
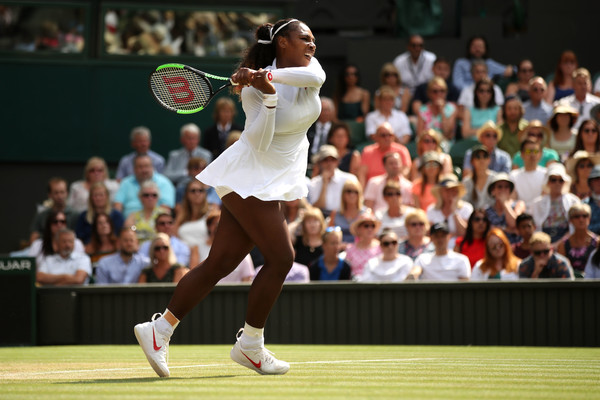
left=134, top=313, right=171, bottom=377
left=230, top=329, right=290, bottom=375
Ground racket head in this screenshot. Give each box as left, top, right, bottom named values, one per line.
left=149, top=64, right=215, bottom=114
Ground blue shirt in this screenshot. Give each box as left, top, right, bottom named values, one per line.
left=463, top=147, right=511, bottom=174
left=309, top=256, right=352, bottom=281
left=452, top=57, right=510, bottom=91
left=139, top=235, right=191, bottom=267
left=114, top=173, right=175, bottom=217
left=94, top=252, right=149, bottom=284
left=523, top=100, right=553, bottom=125
left=163, top=147, right=212, bottom=185
left=116, top=150, right=165, bottom=180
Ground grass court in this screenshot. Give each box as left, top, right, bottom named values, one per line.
left=1, top=344, right=599, bottom=399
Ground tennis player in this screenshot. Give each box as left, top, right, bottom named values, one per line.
left=134, top=18, right=325, bottom=377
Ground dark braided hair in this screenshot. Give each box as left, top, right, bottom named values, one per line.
left=238, top=18, right=300, bottom=70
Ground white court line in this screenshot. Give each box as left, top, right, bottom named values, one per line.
left=2, top=357, right=597, bottom=379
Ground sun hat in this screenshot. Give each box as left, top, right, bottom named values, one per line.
left=476, top=120, right=503, bottom=142
left=519, top=119, right=551, bottom=143
left=588, top=164, right=600, bottom=182
left=419, top=151, right=443, bottom=171
left=349, top=210, right=382, bottom=236
left=566, top=150, right=600, bottom=179
left=543, top=163, right=571, bottom=193
left=312, top=144, right=339, bottom=164
left=487, top=172, right=515, bottom=196
left=431, top=173, right=466, bottom=201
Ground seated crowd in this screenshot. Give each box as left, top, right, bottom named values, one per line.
left=23, top=36, right=600, bottom=284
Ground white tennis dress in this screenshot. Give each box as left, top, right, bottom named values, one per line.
left=197, top=57, right=325, bottom=201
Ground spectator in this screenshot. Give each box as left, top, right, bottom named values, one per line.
left=547, top=105, right=579, bottom=160
left=393, top=34, right=436, bottom=95
left=308, top=227, right=352, bottom=281
left=505, top=59, right=535, bottom=102
left=29, top=210, right=85, bottom=267
left=345, top=211, right=382, bottom=277
left=328, top=180, right=367, bottom=245
left=36, top=229, right=92, bottom=286
left=462, top=121, right=511, bottom=178
left=398, top=209, right=434, bottom=260
left=556, top=203, right=597, bottom=278
left=427, top=174, right=473, bottom=248
left=411, top=57, right=460, bottom=117
left=95, top=227, right=149, bottom=284
left=512, top=213, right=535, bottom=259
left=307, top=144, right=359, bottom=217
left=163, top=123, right=212, bottom=185
left=509, top=139, right=547, bottom=210
left=113, top=154, right=175, bottom=218
left=67, top=156, right=119, bottom=213
left=523, top=76, right=553, bottom=125
left=570, top=119, right=600, bottom=156
left=202, top=98, right=243, bottom=159
left=307, top=97, right=337, bottom=159
left=123, top=181, right=163, bottom=244
left=30, top=177, right=77, bottom=243
left=115, top=126, right=165, bottom=181
left=138, top=233, right=188, bottom=283
left=452, top=35, right=513, bottom=92
left=457, top=60, right=505, bottom=112
left=545, top=50, right=577, bottom=103
left=461, top=145, right=496, bottom=209
left=585, top=165, right=600, bottom=235
left=293, top=206, right=325, bottom=267
left=139, top=211, right=191, bottom=267
left=415, top=77, right=458, bottom=142
left=409, top=129, right=453, bottom=181
left=497, top=95, right=528, bottom=157
left=462, top=78, right=502, bottom=139
left=556, top=68, right=600, bottom=131
left=519, top=232, right=574, bottom=279
left=74, top=182, right=124, bottom=244
left=333, top=64, right=370, bottom=121
left=84, top=212, right=118, bottom=266
left=191, top=209, right=220, bottom=264
left=374, top=63, right=411, bottom=113
left=567, top=151, right=600, bottom=200
left=413, top=222, right=471, bottom=281
left=530, top=163, right=580, bottom=244
left=324, top=121, right=361, bottom=177
left=511, top=121, right=560, bottom=170
left=365, top=152, right=414, bottom=213
left=174, top=180, right=211, bottom=250
left=175, top=157, right=215, bottom=206
left=485, top=173, right=525, bottom=244
left=376, top=180, right=416, bottom=241
left=454, top=208, right=491, bottom=268
left=472, top=228, right=520, bottom=280
left=359, top=229, right=416, bottom=282
left=365, top=85, right=411, bottom=144
left=412, top=151, right=443, bottom=211
left=358, top=122, right=411, bottom=186
left=255, top=261, right=310, bottom=283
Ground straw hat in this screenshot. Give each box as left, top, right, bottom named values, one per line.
left=349, top=210, right=382, bottom=236
left=566, top=150, right=600, bottom=179
left=549, top=105, right=579, bottom=129
left=519, top=119, right=551, bottom=143
left=431, top=173, right=466, bottom=202
left=487, top=172, right=515, bottom=196
left=476, top=121, right=503, bottom=142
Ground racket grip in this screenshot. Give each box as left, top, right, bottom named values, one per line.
left=229, top=78, right=239, bottom=86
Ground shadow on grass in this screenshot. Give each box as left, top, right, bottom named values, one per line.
left=56, top=375, right=238, bottom=384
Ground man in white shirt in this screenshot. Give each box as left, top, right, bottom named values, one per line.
left=307, top=145, right=358, bottom=217
left=556, top=68, right=600, bottom=130
left=36, top=229, right=92, bottom=286
left=457, top=59, right=504, bottom=111
left=393, top=34, right=436, bottom=95
left=364, top=152, right=413, bottom=212
left=413, top=222, right=471, bottom=281
left=510, top=138, right=547, bottom=211
left=365, top=86, right=411, bottom=143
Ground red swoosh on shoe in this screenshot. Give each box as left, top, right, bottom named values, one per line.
left=241, top=350, right=261, bottom=369
left=153, top=328, right=162, bottom=351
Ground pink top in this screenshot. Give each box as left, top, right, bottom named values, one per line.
left=361, top=143, right=412, bottom=182
left=345, top=244, right=382, bottom=276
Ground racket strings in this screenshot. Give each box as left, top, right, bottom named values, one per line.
left=150, top=67, right=212, bottom=111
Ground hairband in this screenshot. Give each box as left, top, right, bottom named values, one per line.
left=257, top=19, right=298, bottom=45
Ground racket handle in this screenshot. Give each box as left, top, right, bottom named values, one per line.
left=229, top=78, right=239, bottom=86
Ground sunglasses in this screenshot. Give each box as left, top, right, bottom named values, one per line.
left=531, top=87, right=545, bottom=92
left=383, top=72, right=398, bottom=78
left=523, top=148, right=540, bottom=155
left=142, top=193, right=158, bottom=198
left=431, top=88, right=446, bottom=94
left=157, top=220, right=173, bottom=226
left=477, top=89, right=493, bottom=94
left=578, top=162, right=594, bottom=169
left=527, top=131, right=544, bottom=138
left=494, top=184, right=512, bottom=190
left=344, top=189, right=359, bottom=194
left=52, top=219, right=67, bottom=225
left=472, top=216, right=486, bottom=222
left=154, top=245, right=169, bottom=251
left=189, top=188, right=206, bottom=194
left=89, top=168, right=104, bottom=173
left=583, top=128, right=599, bottom=133
left=360, top=223, right=376, bottom=229
left=381, top=240, right=398, bottom=247
left=571, top=214, right=590, bottom=219
left=472, top=153, right=489, bottom=160
left=483, top=133, right=498, bottom=139
left=548, top=177, right=565, bottom=184
left=409, top=222, right=425, bottom=227
left=533, top=249, right=551, bottom=256
left=384, top=191, right=401, bottom=197
left=421, top=138, right=436, bottom=144
left=326, top=226, right=342, bottom=233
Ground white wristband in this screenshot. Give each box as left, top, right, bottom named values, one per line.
left=262, top=93, right=278, bottom=108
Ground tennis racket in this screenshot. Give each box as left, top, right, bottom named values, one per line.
left=148, top=63, right=237, bottom=114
